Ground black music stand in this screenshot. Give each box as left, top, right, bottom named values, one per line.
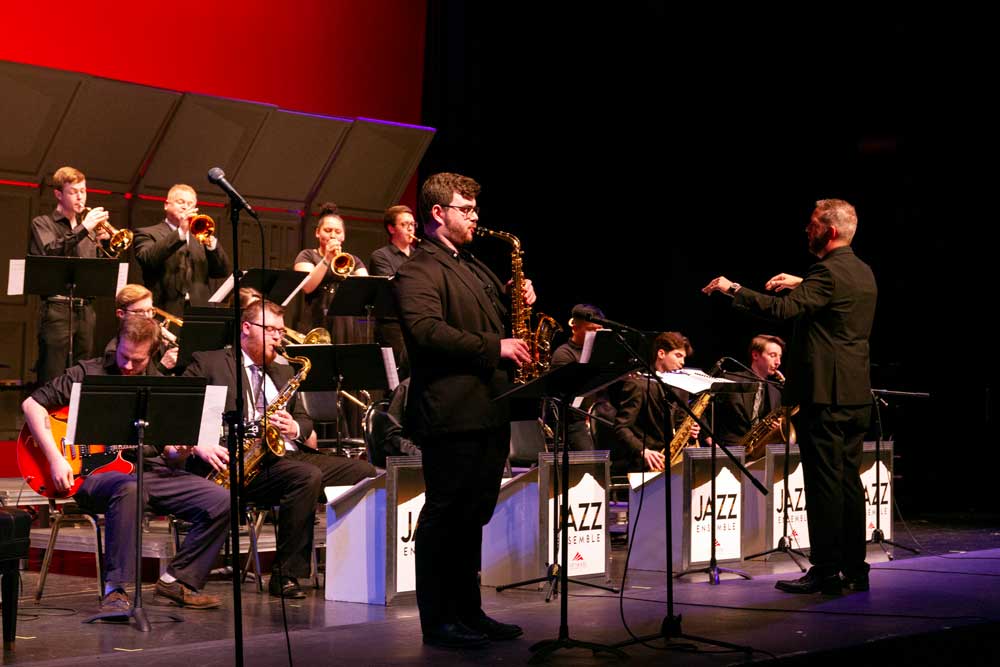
left=497, top=361, right=639, bottom=662
left=71, top=375, right=209, bottom=631
left=868, top=388, right=925, bottom=558
left=23, top=256, right=121, bottom=367
left=326, top=276, right=392, bottom=343
left=287, top=343, right=393, bottom=449
left=239, top=268, right=308, bottom=307
left=176, top=305, right=236, bottom=370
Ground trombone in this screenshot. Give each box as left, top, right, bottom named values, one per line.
left=84, top=207, right=133, bottom=259
left=282, top=326, right=371, bottom=409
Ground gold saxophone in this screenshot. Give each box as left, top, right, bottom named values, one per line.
left=474, top=227, right=562, bottom=384
left=209, top=348, right=312, bottom=489
left=740, top=404, right=799, bottom=462
left=668, top=392, right=712, bottom=466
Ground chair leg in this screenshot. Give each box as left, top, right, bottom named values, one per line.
left=35, top=514, right=65, bottom=602
left=84, top=514, right=105, bottom=601
left=241, top=510, right=266, bottom=593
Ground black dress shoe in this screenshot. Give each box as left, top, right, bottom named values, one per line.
left=775, top=570, right=843, bottom=594
left=268, top=575, right=306, bottom=599
left=842, top=572, right=870, bottom=592
left=422, top=622, right=490, bottom=649
left=460, top=614, right=524, bottom=640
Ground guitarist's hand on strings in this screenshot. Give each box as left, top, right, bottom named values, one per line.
left=48, top=456, right=74, bottom=493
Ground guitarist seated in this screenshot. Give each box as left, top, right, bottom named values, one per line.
left=20, top=316, right=230, bottom=612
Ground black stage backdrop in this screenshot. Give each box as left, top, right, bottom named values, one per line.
left=418, top=5, right=997, bottom=513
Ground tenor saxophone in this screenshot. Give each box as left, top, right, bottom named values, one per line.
left=668, top=392, right=712, bottom=467
left=474, top=226, right=561, bottom=384
left=209, top=348, right=312, bottom=489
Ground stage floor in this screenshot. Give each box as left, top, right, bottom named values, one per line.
left=5, top=512, right=999, bottom=666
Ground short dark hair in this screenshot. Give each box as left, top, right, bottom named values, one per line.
left=315, top=201, right=342, bottom=231
left=53, top=166, right=85, bottom=190
left=419, top=172, right=480, bottom=224
left=652, top=331, right=692, bottom=361
left=117, top=315, right=160, bottom=348
left=383, top=204, right=413, bottom=235
left=749, top=334, right=785, bottom=358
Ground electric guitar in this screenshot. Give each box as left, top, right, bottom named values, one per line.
left=16, top=406, right=134, bottom=498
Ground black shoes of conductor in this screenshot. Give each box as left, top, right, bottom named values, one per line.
left=776, top=568, right=871, bottom=594
left=422, top=622, right=490, bottom=649
left=460, top=613, right=524, bottom=640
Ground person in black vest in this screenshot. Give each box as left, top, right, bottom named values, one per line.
left=133, top=184, right=233, bottom=318
left=394, top=172, right=534, bottom=649
left=704, top=198, right=877, bottom=594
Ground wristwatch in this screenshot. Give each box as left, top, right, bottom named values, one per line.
left=727, top=282, right=741, bottom=295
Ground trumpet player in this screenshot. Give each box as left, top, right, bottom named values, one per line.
left=293, top=201, right=368, bottom=340
left=28, top=166, right=111, bottom=382
left=133, top=183, right=233, bottom=318
left=711, top=334, right=786, bottom=447
left=369, top=204, right=419, bottom=378
left=104, top=284, right=180, bottom=372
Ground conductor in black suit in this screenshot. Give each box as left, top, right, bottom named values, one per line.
left=183, top=299, right=324, bottom=599
left=704, top=198, right=877, bottom=594
left=133, top=184, right=232, bottom=317
left=393, top=172, right=534, bottom=649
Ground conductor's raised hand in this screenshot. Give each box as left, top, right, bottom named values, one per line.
left=765, top=273, right=803, bottom=292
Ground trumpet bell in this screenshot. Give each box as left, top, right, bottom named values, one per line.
left=189, top=214, right=216, bottom=244
left=109, top=228, right=133, bottom=256
left=331, top=253, right=355, bottom=276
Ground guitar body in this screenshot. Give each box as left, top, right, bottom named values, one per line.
left=16, top=406, right=134, bottom=499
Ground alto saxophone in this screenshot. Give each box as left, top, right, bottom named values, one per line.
left=739, top=404, right=799, bottom=462
left=474, top=227, right=562, bottom=384
left=668, top=391, right=711, bottom=467
left=209, top=347, right=312, bottom=489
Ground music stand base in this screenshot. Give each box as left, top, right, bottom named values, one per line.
left=530, top=636, right=628, bottom=663
left=613, top=613, right=753, bottom=655
left=675, top=564, right=752, bottom=585
left=745, top=536, right=809, bottom=572
left=869, top=528, right=919, bottom=559
left=496, top=563, right=618, bottom=600
left=83, top=606, right=181, bottom=631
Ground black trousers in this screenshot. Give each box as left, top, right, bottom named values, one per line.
left=414, top=428, right=509, bottom=631
left=244, top=457, right=324, bottom=579
left=36, top=301, right=95, bottom=383
left=286, top=447, right=376, bottom=501
left=75, top=464, right=230, bottom=591
left=794, top=403, right=872, bottom=578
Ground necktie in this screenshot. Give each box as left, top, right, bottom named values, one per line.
left=751, top=382, right=764, bottom=422
left=250, top=365, right=268, bottom=417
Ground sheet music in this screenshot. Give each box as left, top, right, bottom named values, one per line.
left=208, top=274, right=236, bottom=303
left=579, top=329, right=606, bottom=363
left=6, top=259, right=25, bottom=296
left=658, top=368, right=738, bottom=394
left=283, top=271, right=313, bottom=307
left=116, top=262, right=129, bottom=295
left=65, top=382, right=83, bottom=445
left=198, top=385, right=228, bottom=448
left=628, top=470, right=663, bottom=490
left=382, top=347, right=400, bottom=391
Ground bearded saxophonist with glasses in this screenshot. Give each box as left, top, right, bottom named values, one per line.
left=394, top=172, right=536, bottom=650
left=183, top=299, right=374, bottom=598
left=133, top=183, right=232, bottom=318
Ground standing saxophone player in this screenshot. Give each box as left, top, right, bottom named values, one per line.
left=393, top=172, right=534, bottom=650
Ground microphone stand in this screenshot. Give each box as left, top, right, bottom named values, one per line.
left=868, top=388, right=926, bottom=558
left=602, top=329, right=758, bottom=656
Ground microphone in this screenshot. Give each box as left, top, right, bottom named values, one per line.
left=707, top=357, right=727, bottom=377
left=574, top=312, right=642, bottom=333
left=207, top=167, right=259, bottom=219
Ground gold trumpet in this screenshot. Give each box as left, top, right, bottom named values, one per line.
left=189, top=214, right=215, bottom=245
left=84, top=207, right=133, bottom=258
left=330, top=252, right=355, bottom=276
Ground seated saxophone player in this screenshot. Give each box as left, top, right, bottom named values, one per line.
left=103, top=284, right=179, bottom=373
left=712, top=334, right=787, bottom=448
left=182, top=299, right=368, bottom=599
left=21, top=316, right=229, bottom=611
left=293, top=201, right=369, bottom=342
left=548, top=303, right=606, bottom=452
left=133, top=183, right=233, bottom=318
left=613, top=331, right=700, bottom=472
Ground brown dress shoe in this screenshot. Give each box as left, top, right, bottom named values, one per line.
left=155, top=579, right=222, bottom=609
left=100, top=589, right=131, bottom=612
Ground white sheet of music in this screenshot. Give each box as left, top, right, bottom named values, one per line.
left=660, top=368, right=738, bottom=395
left=199, top=385, right=229, bottom=447
left=65, top=382, right=83, bottom=445
left=382, top=347, right=400, bottom=391
left=115, top=262, right=129, bottom=295
left=6, top=259, right=24, bottom=296
left=571, top=329, right=610, bottom=407
left=208, top=274, right=235, bottom=303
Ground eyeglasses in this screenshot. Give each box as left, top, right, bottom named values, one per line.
left=441, top=204, right=480, bottom=218
left=247, top=322, right=286, bottom=338
left=125, top=308, right=156, bottom=317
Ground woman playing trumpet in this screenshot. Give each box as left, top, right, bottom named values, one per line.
left=293, top=201, right=368, bottom=339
